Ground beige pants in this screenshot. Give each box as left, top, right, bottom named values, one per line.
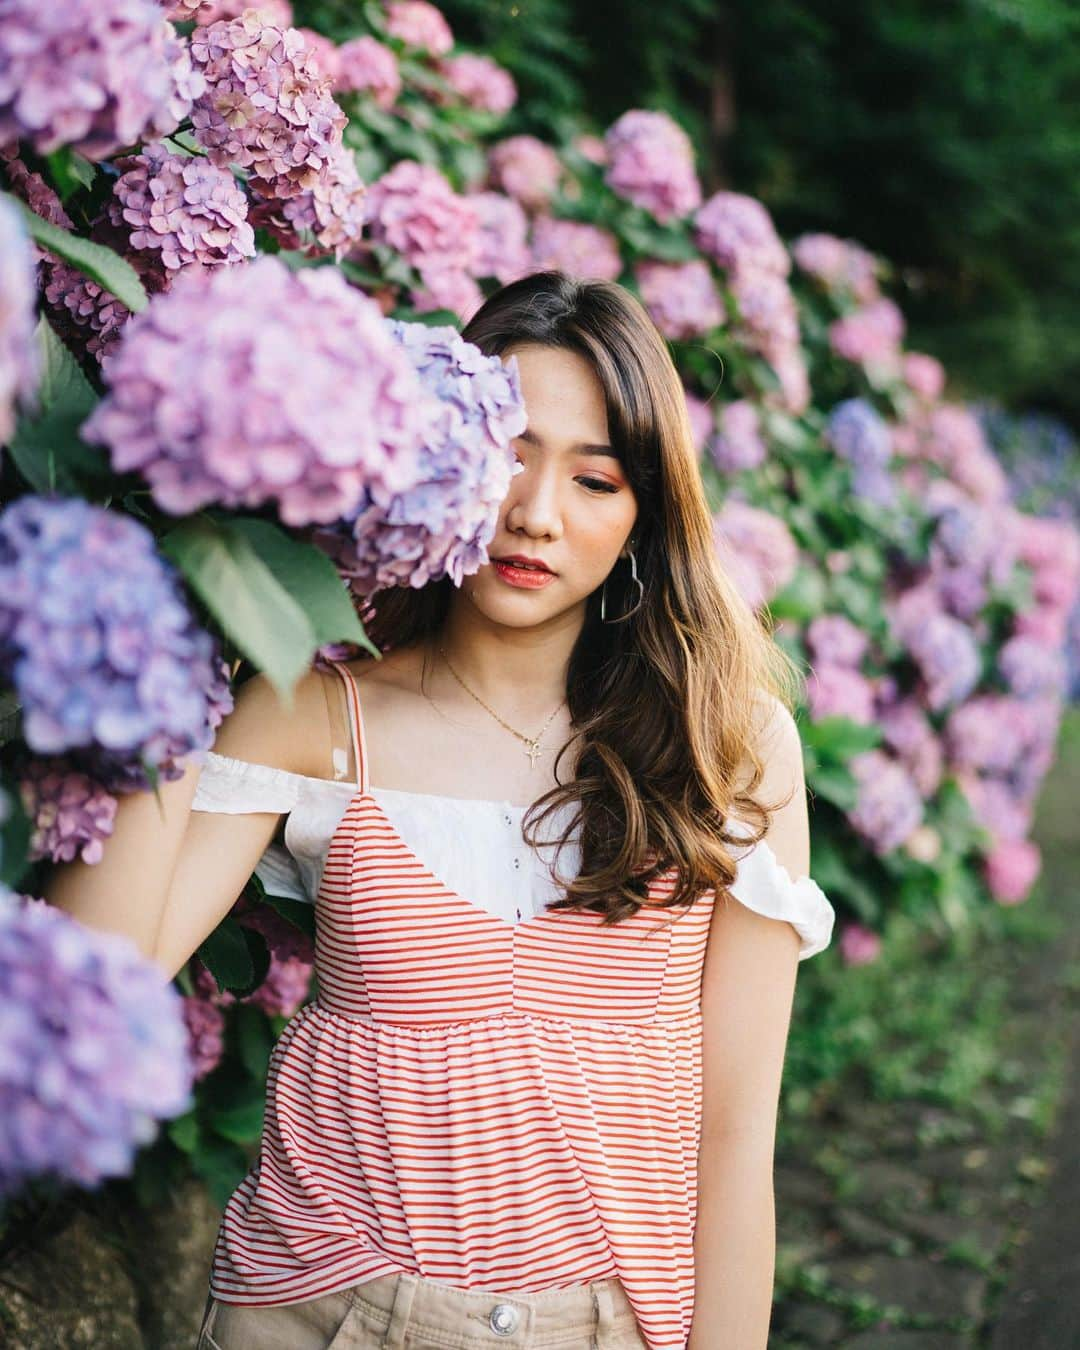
left=196, top=1269, right=650, bottom=1349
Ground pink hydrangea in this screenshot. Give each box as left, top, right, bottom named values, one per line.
left=236, top=904, right=314, bottom=1018
left=0, top=0, right=202, bottom=159
left=603, top=109, right=702, bottom=223
left=410, top=267, right=484, bottom=323
left=43, top=263, right=132, bottom=364
left=336, top=35, right=401, bottom=108
left=81, top=256, right=432, bottom=526
left=763, top=346, right=811, bottom=417
left=806, top=614, right=869, bottom=668
left=903, top=352, right=945, bottom=401
left=19, top=760, right=118, bottom=866
left=828, top=298, right=905, bottom=368
left=365, top=159, right=480, bottom=276
left=438, top=52, right=517, bottom=114
left=530, top=216, right=622, bottom=282
left=923, top=404, right=1009, bottom=504
left=108, top=142, right=255, bottom=273
left=295, top=27, right=339, bottom=81
left=464, top=191, right=532, bottom=283
left=839, top=922, right=882, bottom=966
left=791, top=233, right=879, bottom=303
left=168, top=0, right=293, bottom=22
left=181, top=993, right=226, bottom=1079
left=958, top=772, right=1033, bottom=845
left=983, top=838, right=1041, bottom=905
left=384, top=0, right=454, bottom=56
left=693, top=191, right=790, bottom=278
left=708, top=399, right=768, bottom=473
left=848, top=749, right=924, bottom=856
left=0, top=196, right=40, bottom=443
left=944, top=695, right=1030, bottom=775
left=190, top=10, right=346, bottom=199
left=729, top=268, right=800, bottom=357
left=635, top=259, right=723, bottom=340
left=711, top=500, right=799, bottom=610
left=249, top=144, right=366, bottom=260
left=488, top=135, right=563, bottom=211
left=573, top=133, right=608, bottom=166
left=683, top=391, right=713, bottom=453
left=804, top=665, right=877, bottom=725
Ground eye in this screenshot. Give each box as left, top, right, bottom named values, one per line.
left=577, top=475, right=620, bottom=494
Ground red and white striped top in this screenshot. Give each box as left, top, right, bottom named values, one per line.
left=209, top=660, right=718, bottom=1350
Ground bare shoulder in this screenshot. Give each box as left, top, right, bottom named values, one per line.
left=210, top=665, right=340, bottom=780
left=732, top=688, right=804, bottom=802
left=342, top=644, right=431, bottom=719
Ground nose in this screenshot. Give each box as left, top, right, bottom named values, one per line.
left=504, top=462, right=563, bottom=541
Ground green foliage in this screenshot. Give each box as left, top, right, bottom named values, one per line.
left=10, top=195, right=149, bottom=313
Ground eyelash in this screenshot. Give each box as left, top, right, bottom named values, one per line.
left=577, top=476, right=620, bottom=494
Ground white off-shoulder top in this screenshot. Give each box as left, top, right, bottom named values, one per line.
left=191, top=750, right=836, bottom=960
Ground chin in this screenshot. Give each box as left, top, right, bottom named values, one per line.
left=461, top=572, right=587, bottom=629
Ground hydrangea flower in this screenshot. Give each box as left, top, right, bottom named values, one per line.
left=708, top=399, right=767, bottom=473
left=487, top=136, right=563, bottom=212
left=0, top=0, right=202, bottom=159
left=0, top=196, right=40, bottom=444
left=181, top=994, right=226, bottom=1081
left=604, top=110, right=702, bottom=223
left=957, top=771, right=1032, bottom=845
left=190, top=10, right=345, bottom=200
left=194, top=902, right=315, bottom=1019
left=805, top=614, right=869, bottom=669
left=465, top=191, right=532, bottom=284
left=847, top=749, right=924, bottom=855
left=314, top=319, right=526, bottom=593
left=998, top=634, right=1068, bottom=700
left=635, top=259, right=723, bottom=340
left=249, top=144, right=366, bottom=260
left=711, top=501, right=799, bottom=610
left=0, top=496, right=231, bottom=782
left=530, top=216, right=622, bottom=282
left=839, top=921, right=882, bottom=966
left=438, top=53, right=517, bottom=114
left=168, top=0, right=293, bottom=22
left=0, top=887, right=192, bottom=1195
left=43, top=264, right=132, bottom=364
left=295, top=26, right=340, bottom=81
left=729, top=268, right=800, bottom=358
left=82, top=257, right=430, bottom=525
left=683, top=390, right=713, bottom=454
left=824, top=399, right=892, bottom=470
left=694, top=192, right=790, bottom=278
left=336, top=35, right=401, bottom=107
left=902, top=610, right=982, bottom=711
left=763, top=345, right=811, bottom=418
left=983, top=838, right=1041, bottom=905
left=791, top=233, right=879, bottom=303
left=903, top=352, right=945, bottom=401
left=19, top=759, right=118, bottom=866
left=384, top=0, right=454, bottom=55
left=828, top=298, right=905, bottom=368
left=804, top=664, right=877, bottom=724
left=364, top=160, right=480, bottom=277
left=109, top=142, right=255, bottom=273
left=944, top=694, right=1029, bottom=774
left=410, top=267, right=484, bottom=323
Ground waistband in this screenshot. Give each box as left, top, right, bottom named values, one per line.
left=343, top=1269, right=642, bottom=1347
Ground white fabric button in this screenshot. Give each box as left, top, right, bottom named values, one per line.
left=512, top=857, right=520, bottom=870
left=503, top=812, right=513, bottom=825
left=489, top=1302, right=520, bottom=1334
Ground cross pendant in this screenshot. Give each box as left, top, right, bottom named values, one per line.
left=525, top=740, right=542, bottom=766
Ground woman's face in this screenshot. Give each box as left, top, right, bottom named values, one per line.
left=458, top=343, right=639, bottom=632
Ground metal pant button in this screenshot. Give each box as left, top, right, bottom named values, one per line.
left=489, top=1302, right=520, bottom=1334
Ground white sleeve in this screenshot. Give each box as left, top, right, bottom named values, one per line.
left=726, top=818, right=836, bottom=961
left=191, top=751, right=311, bottom=905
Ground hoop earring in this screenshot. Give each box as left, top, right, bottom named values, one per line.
left=600, top=547, right=644, bottom=623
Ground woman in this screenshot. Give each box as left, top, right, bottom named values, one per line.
left=45, top=270, right=834, bottom=1350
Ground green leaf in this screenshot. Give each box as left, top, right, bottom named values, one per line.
left=189, top=1135, right=251, bottom=1210
left=10, top=196, right=148, bottom=313
left=800, top=715, right=882, bottom=761
left=234, top=1005, right=275, bottom=1081
left=7, top=318, right=107, bottom=494
left=209, top=1096, right=265, bottom=1145
left=260, top=892, right=317, bottom=941
left=166, top=1110, right=201, bottom=1155
left=160, top=518, right=317, bottom=700
left=197, top=917, right=255, bottom=993
left=807, top=761, right=860, bottom=812
left=228, top=518, right=376, bottom=656
left=43, top=149, right=96, bottom=200
left=0, top=771, right=32, bottom=888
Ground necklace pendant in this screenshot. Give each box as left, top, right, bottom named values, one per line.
left=525, top=739, right=542, bottom=766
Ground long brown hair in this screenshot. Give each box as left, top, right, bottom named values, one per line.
left=362, top=270, right=805, bottom=922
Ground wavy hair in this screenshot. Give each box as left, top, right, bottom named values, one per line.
left=360, top=270, right=805, bottom=922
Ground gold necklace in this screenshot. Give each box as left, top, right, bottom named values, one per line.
left=438, top=646, right=565, bottom=767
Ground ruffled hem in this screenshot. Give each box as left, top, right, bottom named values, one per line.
left=727, top=836, right=835, bottom=960
left=192, top=750, right=306, bottom=814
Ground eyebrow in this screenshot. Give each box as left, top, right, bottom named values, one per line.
left=518, top=427, right=618, bottom=458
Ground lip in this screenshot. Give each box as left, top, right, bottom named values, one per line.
left=492, top=554, right=555, bottom=573
left=491, top=557, right=557, bottom=589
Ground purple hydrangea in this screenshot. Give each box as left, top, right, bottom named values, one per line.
left=0, top=0, right=202, bottom=160
left=19, top=759, right=118, bottom=865
left=693, top=191, right=790, bottom=278
left=314, top=319, right=526, bottom=593
left=0, top=888, right=192, bottom=1196
left=43, top=263, right=132, bottom=365
left=903, top=610, right=982, bottom=712
left=167, top=0, right=293, bottom=22
left=603, top=109, right=702, bottom=223
left=828, top=298, right=905, bottom=368
left=708, top=399, right=767, bottom=473
left=530, top=216, right=622, bottom=282
left=364, top=159, right=480, bottom=278
left=249, top=143, right=367, bottom=261
left=438, top=53, right=517, bottom=115
left=728, top=268, right=800, bottom=360
left=82, top=257, right=430, bottom=525
left=193, top=901, right=314, bottom=1018
left=804, top=664, right=877, bottom=724
left=336, top=35, right=401, bottom=108
left=805, top=614, right=869, bottom=669
left=998, top=634, right=1068, bottom=701
left=410, top=267, right=484, bottom=323
left=825, top=399, right=892, bottom=470
left=635, top=259, right=723, bottom=340
left=944, top=694, right=1029, bottom=775
left=791, top=233, right=880, bottom=303
left=712, top=501, right=800, bottom=611
left=384, top=0, right=454, bottom=56
left=0, top=195, right=40, bottom=444
left=189, top=10, right=345, bottom=200
left=0, top=496, right=231, bottom=781
left=683, top=390, right=713, bottom=453
left=487, top=136, right=563, bottom=212
left=108, top=142, right=256, bottom=273
left=465, top=191, right=532, bottom=284
left=847, top=749, right=925, bottom=855
left=180, top=993, right=226, bottom=1081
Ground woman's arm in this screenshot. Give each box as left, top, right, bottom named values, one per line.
left=40, top=668, right=335, bottom=980
left=687, top=699, right=807, bottom=1350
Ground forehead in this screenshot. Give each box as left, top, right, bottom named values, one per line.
left=506, top=344, right=609, bottom=442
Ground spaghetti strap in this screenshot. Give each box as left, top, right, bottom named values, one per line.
left=328, top=661, right=369, bottom=794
